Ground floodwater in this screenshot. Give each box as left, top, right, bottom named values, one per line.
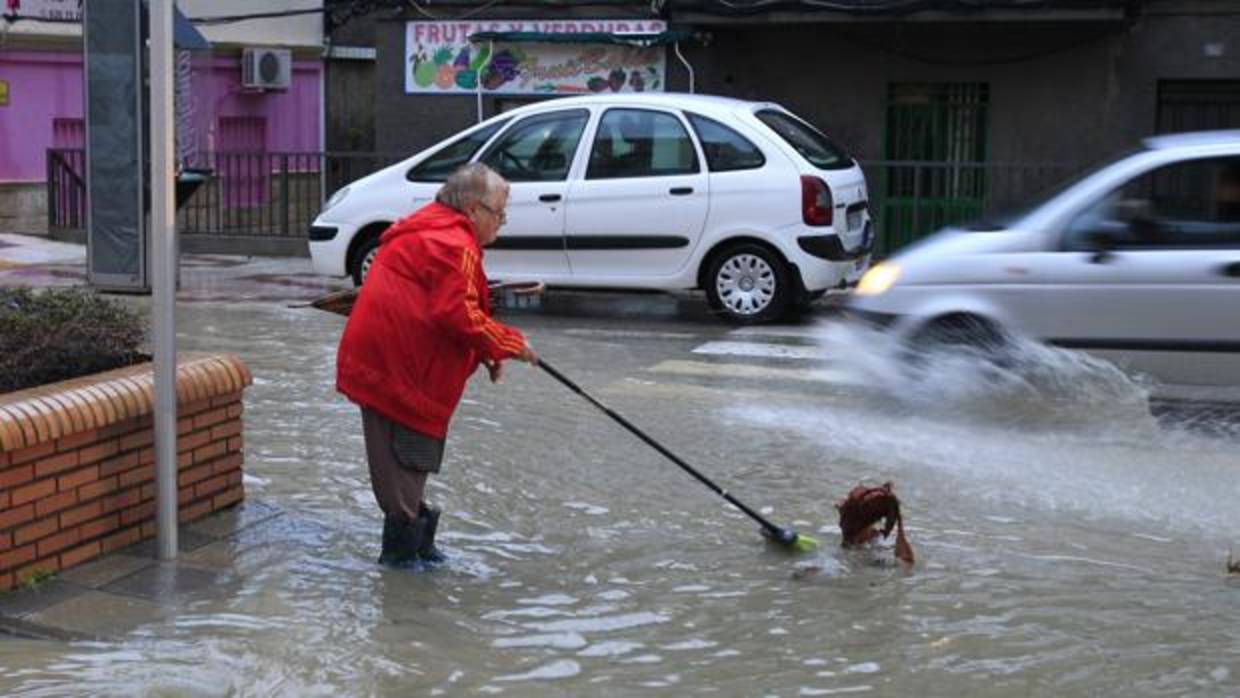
left=3, top=301, right=1240, bottom=696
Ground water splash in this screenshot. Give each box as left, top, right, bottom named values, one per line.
left=727, top=320, right=1240, bottom=536
left=815, top=320, right=1157, bottom=436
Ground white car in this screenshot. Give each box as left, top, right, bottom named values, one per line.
left=848, top=130, right=1240, bottom=386
left=309, top=93, right=873, bottom=323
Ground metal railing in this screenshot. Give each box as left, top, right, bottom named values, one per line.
left=47, top=149, right=405, bottom=240
left=46, top=149, right=87, bottom=232
left=860, top=159, right=1085, bottom=256
left=177, top=151, right=406, bottom=238
left=47, top=149, right=1085, bottom=258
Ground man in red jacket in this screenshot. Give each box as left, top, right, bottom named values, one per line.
left=337, top=163, right=536, bottom=568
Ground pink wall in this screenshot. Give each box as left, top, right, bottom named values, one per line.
left=0, top=50, right=321, bottom=182
left=0, top=51, right=83, bottom=182
left=199, top=56, right=322, bottom=155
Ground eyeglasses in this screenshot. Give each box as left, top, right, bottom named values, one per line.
left=477, top=201, right=507, bottom=225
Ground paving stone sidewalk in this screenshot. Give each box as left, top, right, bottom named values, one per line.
left=0, top=500, right=286, bottom=641
left=0, top=232, right=349, bottom=302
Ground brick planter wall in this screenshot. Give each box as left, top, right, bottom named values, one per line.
left=0, top=353, right=252, bottom=591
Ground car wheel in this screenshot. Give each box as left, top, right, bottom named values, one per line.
left=350, top=234, right=381, bottom=287
left=705, top=243, right=791, bottom=324
left=908, top=314, right=1010, bottom=360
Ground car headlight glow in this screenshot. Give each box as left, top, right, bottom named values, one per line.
left=855, top=262, right=901, bottom=296
left=322, top=186, right=350, bottom=214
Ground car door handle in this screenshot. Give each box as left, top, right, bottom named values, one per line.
left=539, top=193, right=562, bottom=203
left=1221, top=261, right=1240, bottom=277
left=669, top=187, right=694, bottom=196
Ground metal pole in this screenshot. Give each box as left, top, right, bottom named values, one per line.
left=150, top=0, right=179, bottom=561
left=474, top=39, right=494, bottom=124
left=673, top=41, right=694, bottom=94
left=320, top=35, right=328, bottom=207
left=280, top=154, right=290, bottom=236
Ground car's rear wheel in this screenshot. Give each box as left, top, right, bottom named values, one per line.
left=350, top=233, right=381, bottom=287
left=705, top=242, right=791, bottom=324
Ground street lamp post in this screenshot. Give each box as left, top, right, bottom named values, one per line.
left=149, top=0, right=179, bottom=561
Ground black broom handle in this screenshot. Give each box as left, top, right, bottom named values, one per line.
left=537, top=359, right=785, bottom=538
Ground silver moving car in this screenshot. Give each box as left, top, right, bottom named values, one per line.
left=848, top=130, right=1240, bottom=388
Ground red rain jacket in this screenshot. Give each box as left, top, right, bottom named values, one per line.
left=336, top=202, right=526, bottom=439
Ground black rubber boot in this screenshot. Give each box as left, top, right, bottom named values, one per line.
left=416, top=503, right=446, bottom=565
left=378, top=514, right=421, bottom=567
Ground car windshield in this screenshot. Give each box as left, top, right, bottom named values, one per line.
left=963, top=174, right=1086, bottom=231
left=755, top=109, right=852, bottom=170
left=406, top=118, right=510, bottom=183
left=963, top=148, right=1146, bottom=231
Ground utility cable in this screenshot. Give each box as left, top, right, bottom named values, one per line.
left=191, top=6, right=337, bottom=26
left=688, top=0, right=1129, bottom=14
left=404, top=0, right=508, bottom=21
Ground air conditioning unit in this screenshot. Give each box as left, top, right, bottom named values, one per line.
left=241, top=48, right=291, bottom=90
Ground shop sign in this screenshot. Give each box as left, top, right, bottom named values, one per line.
left=3, top=0, right=82, bottom=22
left=405, top=19, right=667, bottom=96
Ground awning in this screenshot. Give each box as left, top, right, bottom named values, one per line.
left=468, top=30, right=699, bottom=48
left=174, top=8, right=211, bottom=51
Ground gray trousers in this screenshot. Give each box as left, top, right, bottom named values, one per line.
left=361, top=407, right=445, bottom=522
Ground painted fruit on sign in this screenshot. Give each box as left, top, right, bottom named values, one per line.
left=481, top=70, right=505, bottom=91
left=435, top=64, right=456, bottom=88
left=607, top=69, right=627, bottom=92
left=413, top=57, right=436, bottom=87
left=455, top=69, right=478, bottom=89
left=481, top=49, right=520, bottom=90
left=469, top=44, right=491, bottom=71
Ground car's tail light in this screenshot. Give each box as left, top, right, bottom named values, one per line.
left=801, top=175, right=834, bottom=227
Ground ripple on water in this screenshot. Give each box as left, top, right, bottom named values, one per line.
left=517, top=593, right=577, bottom=606
left=483, top=606, right=571, bottom=621
left=492, top=633, right=588, bottom=650
left=494, top=659, right=581, bottom=682
left=660, top=639, right=717, bottom=651
left=529, top=611, right=670, bottom=634
left=172, top=614, right=281, bottom=632
left=562, top=501, right=610, bottom=515
left=577, top=640, right=645, bottom=657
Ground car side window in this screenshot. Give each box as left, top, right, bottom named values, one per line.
left=406, top=119, right=509, bottom=183
left=479, top=110, right=589, bottom=182
left=1063, top=156, right=1240, bottom=250
left=586, top=108, right=700, bottom=180
left=686, top=113, right=765, bottom=172
left=755, top=109, right=851, bottom=170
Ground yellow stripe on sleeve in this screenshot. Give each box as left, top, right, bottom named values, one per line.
left=458, top=247, right=522, bottom=357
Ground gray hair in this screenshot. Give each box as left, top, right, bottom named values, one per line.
left=435, top=163, right=509, bottom=211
